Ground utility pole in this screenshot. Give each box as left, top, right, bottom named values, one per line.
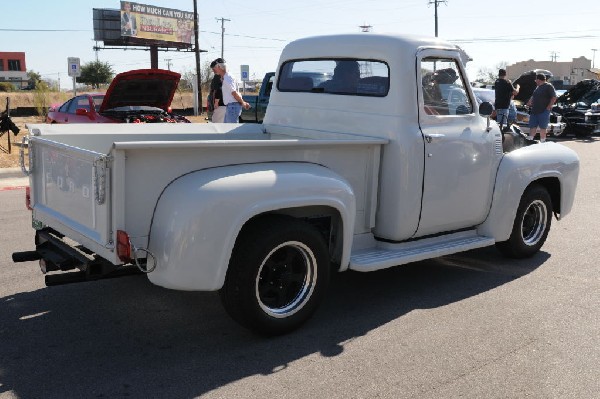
left=592, top=48, right=598, bottom=68
left=428, top=0, right=447, bottom=37
left=550, top=51, right=559, bottom=62
left=193, top=0, right=202, bottom=115
left=94, top=41, right=99, bottom=62
left=359, top=24, right=372, bottom=32
left=165, top=58, right=172, bottom=70
left=216, top=17, right=230, bottom=59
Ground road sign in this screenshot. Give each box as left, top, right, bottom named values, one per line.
left=67, top=57, right=81, bottom=77
left=240, top=65, right=249, bottom=81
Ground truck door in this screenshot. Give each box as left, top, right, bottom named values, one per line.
left=416, top=51, right=501, bottom=237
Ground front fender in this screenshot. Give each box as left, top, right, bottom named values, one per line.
left=146, top=162, right=356, bottom=291
left=477, top=142, right=579, bottom=241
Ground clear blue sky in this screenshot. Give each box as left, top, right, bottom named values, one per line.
left=2, top=0, right=600, bottom=89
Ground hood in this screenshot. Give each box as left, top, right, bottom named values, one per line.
left=513, top=69, right=553, bottom=103
left=556, top=79, right=600, bottom=106
left=100, top=68, right=180, bottom=112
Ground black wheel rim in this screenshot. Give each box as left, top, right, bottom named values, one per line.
left=255, top=241, right=317, bottom=318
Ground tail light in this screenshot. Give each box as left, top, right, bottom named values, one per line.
left=25, top=186, right=32, bottom=210
left=116, top=230, right=132, bottom=262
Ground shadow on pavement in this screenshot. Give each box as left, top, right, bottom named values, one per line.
left=0, top=246, right=547, bottom=398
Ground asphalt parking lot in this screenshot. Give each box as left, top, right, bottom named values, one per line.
left=0, top=137, right=598, bottom=399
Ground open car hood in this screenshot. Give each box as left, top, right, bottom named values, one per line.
left=556, top=79, right=600, bottom=106
left=513, top=69, right=553, bottom=103
left=100, top=69, right=180, bottom=112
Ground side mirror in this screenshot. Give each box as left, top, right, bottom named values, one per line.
left=479, top=101, right=494, bottom=117
left=75, top=108, right=91, bottom=118
left=479, top=101, right=494, bottom=132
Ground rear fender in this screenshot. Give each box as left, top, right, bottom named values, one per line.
left=147, top=162, right=356, bottom=291
left=477, top=143, right=579, bottom=241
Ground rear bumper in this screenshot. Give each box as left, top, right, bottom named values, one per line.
left=12, top=228, right=141, bottom=286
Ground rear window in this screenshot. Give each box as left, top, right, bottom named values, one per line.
left=278, top=59, right=389, bottom=97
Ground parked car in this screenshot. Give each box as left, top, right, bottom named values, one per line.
left=240, top=71, right=332, bottom=123
left=46, top=69, right=190, bottom=124
left=553, top=79, right=600, bottom=136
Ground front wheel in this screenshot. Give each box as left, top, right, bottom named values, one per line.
left=496, top=184, right=552, bottom=258
left=220, top=215, right=330, bottom=335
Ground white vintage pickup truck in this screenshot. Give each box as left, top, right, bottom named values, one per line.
left=13, top=33, right=579, bottom=335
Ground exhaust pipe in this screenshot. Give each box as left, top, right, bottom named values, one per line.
left=12, top=251, right=42, bottom=263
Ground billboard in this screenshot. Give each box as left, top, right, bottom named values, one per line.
left=120, top=1, right=194, bottom=45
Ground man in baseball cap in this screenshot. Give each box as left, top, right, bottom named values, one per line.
left=211, top=58, right=250, bottom=123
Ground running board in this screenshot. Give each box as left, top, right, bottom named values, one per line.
left=349, top=231, right=495, bottom=272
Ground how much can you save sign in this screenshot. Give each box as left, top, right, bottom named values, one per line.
left=120, top=1, right=195, bottom=45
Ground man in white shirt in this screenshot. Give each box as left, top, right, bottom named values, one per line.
left=211, top=58, right=250, bottom=123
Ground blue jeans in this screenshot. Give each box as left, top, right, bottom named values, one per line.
left=508, top=101, right=517, bottom=123
left=496, top=108, right=509, bottom=127
left=224, top=103, right=242, bottom=123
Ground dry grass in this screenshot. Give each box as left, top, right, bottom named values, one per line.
left=0, top=90, right=209, bottom=168
left=1, top=90, right=199, bottom=109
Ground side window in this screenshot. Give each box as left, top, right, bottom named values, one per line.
left=421, top=57, right=472, bottom=116
left=58, top=99, right=72, bottom=113
left=67, top=96, right=90, bottom=114
left=67, top=97, right=81, bottom=114
left=264, top=75, right=274, bottom=97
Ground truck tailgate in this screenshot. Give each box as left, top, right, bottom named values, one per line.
left=28, top=137, right=115, bottom=262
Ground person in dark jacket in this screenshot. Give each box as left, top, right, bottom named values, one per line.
left=209, top=58, right=226, bottom=123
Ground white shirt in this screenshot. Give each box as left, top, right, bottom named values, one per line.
left=222, top=73, right=238, bottom=105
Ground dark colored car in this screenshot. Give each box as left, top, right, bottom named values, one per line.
left=553, top=79, right=600, bottom=136
left=46, top=69, right=190, bottom=124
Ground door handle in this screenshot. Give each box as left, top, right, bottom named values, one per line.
left=425, top=133, right=445, bottom=143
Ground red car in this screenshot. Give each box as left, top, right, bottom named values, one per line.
left=46, top=69, right=190, bottom=124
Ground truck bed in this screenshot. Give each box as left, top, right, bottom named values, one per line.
left=26, top=123, right=386, bottom=264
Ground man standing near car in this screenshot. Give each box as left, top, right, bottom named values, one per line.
left=212, top=58, right=250, bottom=123
left=527, top=73, right=557, bottom=143
left=494, top=69, right=519, bottom=129
left=209, top=59, right=226, bottom=123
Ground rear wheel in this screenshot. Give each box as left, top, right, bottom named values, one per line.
left=496, top=184, right=552, bottom=258
left=220, top=215, right=330, bottom=335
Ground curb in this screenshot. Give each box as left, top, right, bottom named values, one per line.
left=0, top=167, right=25, bottom=179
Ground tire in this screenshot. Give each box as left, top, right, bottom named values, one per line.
left=496, top=184, right=552, bottom=258
left=220, top=215, right=330, bottom=335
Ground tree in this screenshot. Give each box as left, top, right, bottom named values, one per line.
left=77, top=61, right=114, bottom=89
left=476, top=62, right=508, bottom=85
left=179, top=60, right=214, bottom=94
left=27, top=70, right=42, bottom=84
